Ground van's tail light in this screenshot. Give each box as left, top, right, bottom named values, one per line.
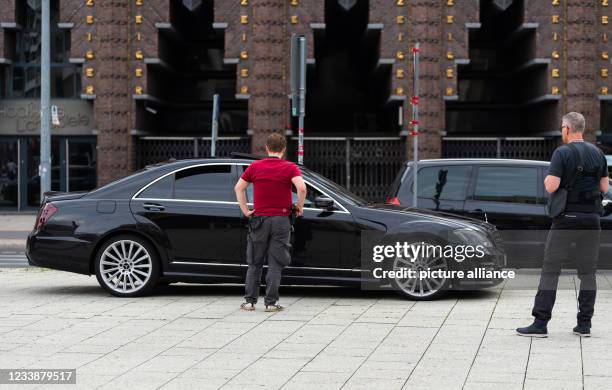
left=35, top=203, right=58, bottom=231
left=386, top=197, right=401, bottom=205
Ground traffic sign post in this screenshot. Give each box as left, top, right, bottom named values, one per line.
left=40, top=0, right=51, bottom=199
left=290, top=34, right=307, bottom=165
left=211, top=94, right=220, bottom=157
left=411, top=43, right=420, bottom=208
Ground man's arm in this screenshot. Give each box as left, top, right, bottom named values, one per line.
left=544, top=175, right=561, bottom=194
left=545, top=147, right=564, bottom=194
left=291, top=176, right=307, bottom=216
left=600, top=177, right=609, bottom=193
left=234, top=178, right=253, bottom=217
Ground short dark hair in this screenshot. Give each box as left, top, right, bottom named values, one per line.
left=266, top=133, right=287, bottom=153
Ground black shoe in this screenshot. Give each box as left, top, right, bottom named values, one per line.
left=516, top=322, right=548, bottom=338
left=573, top=325, right=591, bottom=337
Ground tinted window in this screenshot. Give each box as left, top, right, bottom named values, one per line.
left=475, top=167, right=538, bottom=204
left=414, top=166, right=471, bottom=201
left=292, top=183, right=330, bottom=208
left=174, top=165, right=232, bottom=201
left=138, top=175, right=173, bottom=199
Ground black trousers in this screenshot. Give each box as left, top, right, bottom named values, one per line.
left=532, top=212, right=600, bottom=327
left=244, top=216, right=292, bottom=305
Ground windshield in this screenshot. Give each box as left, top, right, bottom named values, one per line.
left=304, top=168, right=368, bottom=206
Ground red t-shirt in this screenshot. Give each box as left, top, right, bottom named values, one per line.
left=241, top=158, right=302, bottom=216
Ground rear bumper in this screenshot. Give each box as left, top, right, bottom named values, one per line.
left=26, top=233, right=91, bottom=275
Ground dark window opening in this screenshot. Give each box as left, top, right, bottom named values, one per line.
left=445, top=0, right=559, bottom=137
left=136, top=0, right=248, bottom=136
left=300, top=0, right=401, bottom=136
left=5, top=0, right=80, bottom=98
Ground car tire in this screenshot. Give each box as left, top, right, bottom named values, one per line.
left=94, top=234, right=160, bottom=297
left=387, top=236, right=451, bottom=301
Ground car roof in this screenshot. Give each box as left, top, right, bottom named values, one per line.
left=145, top=157, right=317, bottom=174
left=407, top=158, right=550, bottom=166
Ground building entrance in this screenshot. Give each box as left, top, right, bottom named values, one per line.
left=0, top=136, right=96, bottom=210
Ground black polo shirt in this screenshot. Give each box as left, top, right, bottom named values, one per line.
left=548, top=141, right=608, bottom=192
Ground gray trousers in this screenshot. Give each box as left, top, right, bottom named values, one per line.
left=244, top=216, right=292, bottom=305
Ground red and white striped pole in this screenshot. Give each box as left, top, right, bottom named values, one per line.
left=411, top=43, right=420, bottom=208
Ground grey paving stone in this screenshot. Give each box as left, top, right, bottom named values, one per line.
left=0, top=268, right=611, bottom=389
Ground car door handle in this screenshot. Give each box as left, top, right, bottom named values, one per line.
left=143, top=203, right=165, bottom=211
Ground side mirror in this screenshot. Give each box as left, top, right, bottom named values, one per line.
left=603, top=199, right=612, bottom=216
left=314, top=196, right=335, bottom=210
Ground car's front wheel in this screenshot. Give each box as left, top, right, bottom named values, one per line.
left=94, top=235, right=159, bottom=297
left=390, top=240, right=451, bottom=300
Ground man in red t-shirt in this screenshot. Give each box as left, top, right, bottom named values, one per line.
left=234, top=133, right=306, bottom=312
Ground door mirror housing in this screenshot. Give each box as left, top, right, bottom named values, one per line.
left=314, top=196, right=335, bottom=210
left=602, top=199, right=612, bottom=216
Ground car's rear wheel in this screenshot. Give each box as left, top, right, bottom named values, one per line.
left=390, top=240, right=451, bottom=300
left=94, top=235, right=159, bottom=297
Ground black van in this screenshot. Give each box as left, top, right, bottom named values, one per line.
left=387, top=159, right=612, bottom=268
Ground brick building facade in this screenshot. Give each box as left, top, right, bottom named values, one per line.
left=1, top=0, right=612, bottom=201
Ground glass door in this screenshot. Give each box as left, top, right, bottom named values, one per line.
left=0, top=138, right=19, bottom=210
left=66, top=138, right=96, bottom=192
left=26, top=137, right=61, bottom=207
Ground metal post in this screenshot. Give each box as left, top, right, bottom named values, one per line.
left=211, top=94, right=219, bottom=157
left=496, top=138, right=502, bottom=159
left=40, top=0, right=51, bottom=199
left=411, top=43, right=420, bottom=208
left=297, top=36, right=307, bottom=165
left=345, top=138, right=351, bottom=191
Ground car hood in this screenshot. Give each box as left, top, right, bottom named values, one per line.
left=359, top=203, right=496, bottom=232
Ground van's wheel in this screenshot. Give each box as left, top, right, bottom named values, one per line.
left=389, top=240, right=451, bottom=300
left=94, top=235, right=159, bottom=297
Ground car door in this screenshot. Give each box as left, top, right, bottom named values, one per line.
left=235, top=164, right=355, bottom=271
left=464, top=165, right=548, bottom=267
left=131, top=163, right=244, bottom=276
left=399, top=164, right=471, bottom=215
left=289, top=180, right=357, bottom=270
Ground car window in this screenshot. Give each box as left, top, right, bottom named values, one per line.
left=238, top=165, right=338, bottom=210
left=475, top=166, right=538, bottom=204
left=137, top=175, right=173, bottom=199
left=174, top=165, right=232, bottom=201
left=292, top=182, right=332, bottom=209
left=413, top=166, right=471, bottom=201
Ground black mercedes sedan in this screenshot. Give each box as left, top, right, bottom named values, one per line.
left=26, top=156, right=505, bottom=300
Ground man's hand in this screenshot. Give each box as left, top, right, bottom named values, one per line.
left=235, top=178, right=253, bottom=218
left=291, top=176, right=307, bottom=217
left=294, top=204, right=304, bottom=217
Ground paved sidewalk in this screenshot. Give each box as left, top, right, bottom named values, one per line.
left=0, top=269, right=611, bottom=390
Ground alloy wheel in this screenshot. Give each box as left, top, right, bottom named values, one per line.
left=392, top=242, right=449, bottom=298
left=99, top=240, right=153, bottom=294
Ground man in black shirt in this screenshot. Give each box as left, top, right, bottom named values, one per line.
left=517, top=112, right=609, bottom=338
